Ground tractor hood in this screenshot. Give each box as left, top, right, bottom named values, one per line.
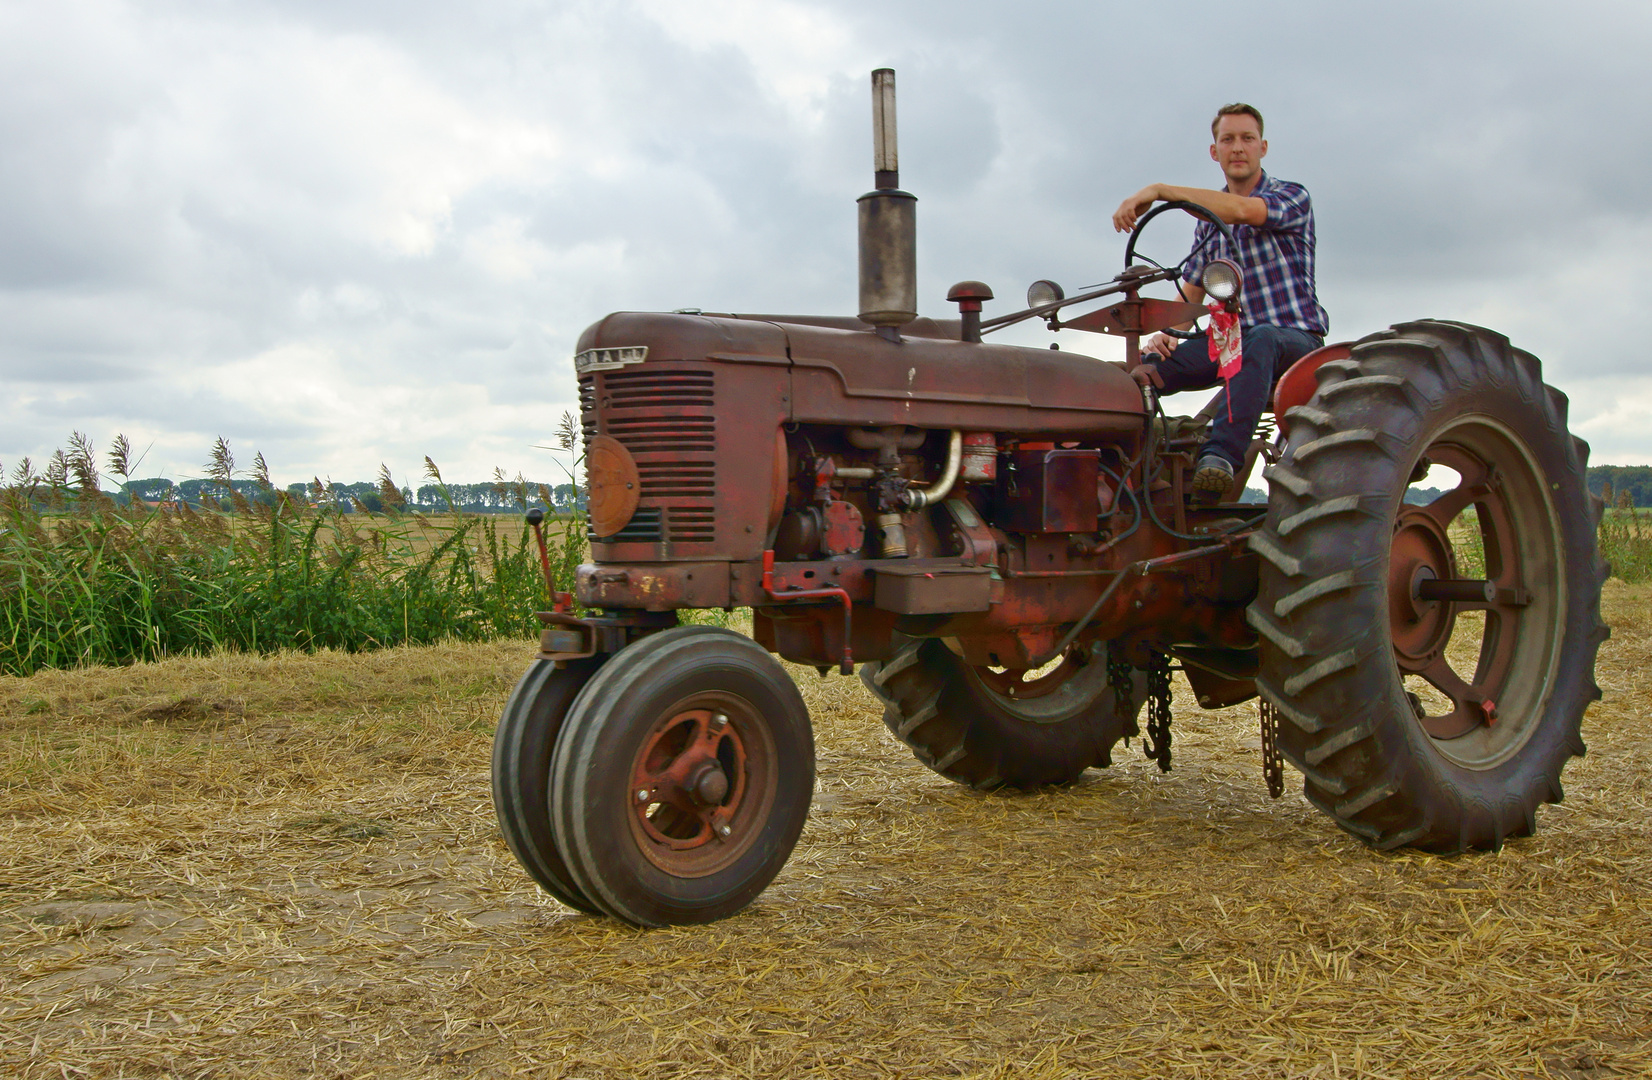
left=575, top=311, right=1144, bottom=439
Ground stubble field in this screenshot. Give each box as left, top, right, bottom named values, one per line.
left=1, top=584, right=1648, bottom=1079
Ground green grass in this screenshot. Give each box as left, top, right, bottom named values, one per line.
left=1600, top=505, right=1652, bottom=583
left=0, top=435, right=588, bottom=676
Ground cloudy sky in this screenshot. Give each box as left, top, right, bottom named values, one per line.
left=3, top=0, right=1649, bottom=489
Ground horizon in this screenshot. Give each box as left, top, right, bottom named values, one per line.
left=4, top=1, right=1650, bottom=479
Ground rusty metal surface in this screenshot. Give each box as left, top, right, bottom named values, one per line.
left=872, top=564, right=993, bottom=614
left=568, top=307, right=1272, bottom=679
left=762, top=550, right=854, bottom=673
left=938, top=498, right=997, bottom=566
left=722, top=313, right=962, bottom=340
left=576, top=562, right=733, bottom=611
left=1062, top=297, right=1208, bottom=337
left=858, top=190, right=917, bottom=327
left=628, top=702, right=774, bottom=877
left=585, top=435, right=641, bottom=538
left=998, top=449, right=1100, bottom=533
left=1273, top=342, right=1352, bottom=429
left=581, top=351, right=787, bottom=565
left=753, top=604, right=905, bottom=667
left=820, top=501, right=866, bottom=557
left=787, top=324, right=1142, bottom=433
left=1387, top=441, right=1528, bottom=740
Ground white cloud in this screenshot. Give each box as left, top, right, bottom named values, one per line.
left=633, top=0, right=857, bottom=122
left=2, top=0, right=1651, bottom=487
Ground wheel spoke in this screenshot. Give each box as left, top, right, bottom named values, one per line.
left=1416, top=655, right=1488, bottom=739
left=1414, top=455, right=1489, bottom=531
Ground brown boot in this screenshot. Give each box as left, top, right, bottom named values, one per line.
left=1191, top=454, right=1234, bottom=500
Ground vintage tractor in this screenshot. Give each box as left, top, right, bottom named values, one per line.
left=493, top=70, right=1608, bottom=926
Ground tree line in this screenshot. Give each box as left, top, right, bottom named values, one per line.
left=112, top=477, right=583, bottom=514
left=1588, top=466, right=1652, bottom=508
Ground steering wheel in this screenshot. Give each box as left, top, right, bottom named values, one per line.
left=1123, top=200, right=1238, bottom=339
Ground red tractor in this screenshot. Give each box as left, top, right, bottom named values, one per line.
left=493, top=71, right=1608, bottom=926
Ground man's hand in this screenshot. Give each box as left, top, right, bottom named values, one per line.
left=1113, top=184, right=1163, bottom=233
left=1141, top=332, right=1178, bottom=360
left=1129, top=362, right=1165, bottom=389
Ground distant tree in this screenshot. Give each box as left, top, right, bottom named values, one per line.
left=125, top=477, right=176, bottom=503
left=1589, top=465, right=1652, bottom=507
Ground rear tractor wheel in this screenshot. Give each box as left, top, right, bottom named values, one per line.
left=1251, top=320, right=1608, bottom=852
left=861, top=638, right=1147, bottom=789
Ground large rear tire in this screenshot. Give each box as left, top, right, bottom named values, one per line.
left=861, top=639, right=1146, bottom=789
left=1250, top=320, right=1608, bottom=852
left=550, top=626, right=814, bottom=927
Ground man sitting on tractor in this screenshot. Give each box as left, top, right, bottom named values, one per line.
left=1112, top=102, right=1329, bottom=496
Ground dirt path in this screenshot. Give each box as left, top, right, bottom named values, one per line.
left=2, top=585, right=1648, bottom=1078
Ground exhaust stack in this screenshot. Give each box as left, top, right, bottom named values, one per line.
left=857, top=68, right=917, bottom=333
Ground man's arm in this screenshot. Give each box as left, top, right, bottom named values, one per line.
left=1112, top=183, right=1267, bottom=233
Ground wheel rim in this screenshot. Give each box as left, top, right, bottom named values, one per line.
left=1388, top=415, right=1565, bottom=768
left=962, top=642, right=1116, bottom=722
left=627, top=692, right=778, bottom=878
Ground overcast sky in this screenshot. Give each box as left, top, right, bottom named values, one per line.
left=3, top=0, right=1650, bottom=489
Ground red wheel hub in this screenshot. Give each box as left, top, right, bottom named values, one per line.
left=627, top=699, right=776, bottom=877
left=1389, top=507, right=1458, bottom=665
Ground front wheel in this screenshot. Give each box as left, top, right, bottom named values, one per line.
left=1250, top=320, right=1608, bottom=851
left=550, top=626, right=814, bottom=926
left=492, top=657, right=606, bottom=914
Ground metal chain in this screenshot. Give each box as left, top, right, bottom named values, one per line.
left=1144, top=656, right=1173, bottom=772
left=1260, top=699, right=1284, bottom=799
left=1107, top=645, right=1138, bottom=746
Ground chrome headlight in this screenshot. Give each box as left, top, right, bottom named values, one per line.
left=1026, top=279, right=1065, bottom=310
left=1200, top=259, right=1242, bottom=303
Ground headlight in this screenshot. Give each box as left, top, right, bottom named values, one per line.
left=1026, top=279, right=1065, bottom=310
left=1200, top=259, right=1241, bottom=303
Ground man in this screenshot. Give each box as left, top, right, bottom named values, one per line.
left=1112, top=103, right=1328, bottom=495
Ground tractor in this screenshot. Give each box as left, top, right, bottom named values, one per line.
left=492, top=70, right=1608, bottom=926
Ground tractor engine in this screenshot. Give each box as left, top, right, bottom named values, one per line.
left=571, top=309, right=1257, bottom=675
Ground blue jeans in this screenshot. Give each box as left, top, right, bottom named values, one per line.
left=1150, top=324, right=1324, bottom=470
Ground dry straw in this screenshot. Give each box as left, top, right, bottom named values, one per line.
left=1, top=586, right=1648, bottom=1078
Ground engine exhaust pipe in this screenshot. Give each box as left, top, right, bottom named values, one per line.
left=858, top=68, right=917, bottom=335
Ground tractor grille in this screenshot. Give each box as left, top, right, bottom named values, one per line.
left=580, top=366, right=717, bottom=545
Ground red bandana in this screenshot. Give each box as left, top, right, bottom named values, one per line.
left=1207, top=301, right=1242, bottom=420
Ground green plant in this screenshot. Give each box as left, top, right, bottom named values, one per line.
left=1599, top=504, right=1652, bottom=583
left=0, top=433, right=587, bottom=676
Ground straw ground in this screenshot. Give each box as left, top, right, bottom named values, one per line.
left=2, top=586, right=1648, bottom=1078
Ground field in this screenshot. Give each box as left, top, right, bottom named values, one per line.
left=1, top=585, right=1649, bottom=1078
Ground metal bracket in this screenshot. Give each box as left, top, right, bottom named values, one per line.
left=761, top=549, right=854, bottom=674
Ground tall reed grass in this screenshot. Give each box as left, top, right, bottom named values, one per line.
left=0, top=426, right=587, bottom=676
left=1599, top=502, right=1652, bottom=584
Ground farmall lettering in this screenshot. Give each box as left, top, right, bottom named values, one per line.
left=494, top=69, right=1609, bottom=927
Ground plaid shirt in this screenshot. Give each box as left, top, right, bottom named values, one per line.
left=1181, top=171, right=1328, bottom=335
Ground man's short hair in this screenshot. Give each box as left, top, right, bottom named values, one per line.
left=1211, top=103, right=1264, bottom=139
